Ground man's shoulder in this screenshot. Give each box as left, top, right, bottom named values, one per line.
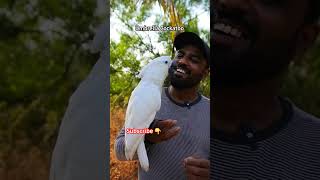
left=288, top=102, right=320, bottom=147
left=200, top=95, right=210, bottom=105
left=284, top=102, right=320, bottom=171
left=292, top=103, right=320, bottom=127
left=201, top=95, right=210, bottom=102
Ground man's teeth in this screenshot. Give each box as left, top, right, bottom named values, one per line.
left=214, top=23, right=242, bottom=38
left=176, top=68, right=186, bottom=74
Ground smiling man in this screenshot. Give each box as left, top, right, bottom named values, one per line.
left=115, top=32, right=210, bottom=179
left=211, top=0, right=320, bottom=179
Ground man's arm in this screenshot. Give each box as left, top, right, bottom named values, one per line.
left=114, top=119, right=181, bottom=161
left=114, top=127, right=135, bottom=161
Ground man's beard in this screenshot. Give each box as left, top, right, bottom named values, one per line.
left=168, top=62, right=203, bottom=89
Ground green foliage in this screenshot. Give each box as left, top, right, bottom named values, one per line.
left=0, top=0, right=105, bottom=172
left=281, top=38, right=320, bottom=117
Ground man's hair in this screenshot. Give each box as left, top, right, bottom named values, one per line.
left=307, top=0, right=320, bottom=24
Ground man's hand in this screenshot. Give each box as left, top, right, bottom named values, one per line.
left=183, top=156, right=210, bottom=180
left=145, top=119, right=180, bottom=144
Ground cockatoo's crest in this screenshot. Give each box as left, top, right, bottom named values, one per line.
left=138, top=56, right=172, bottom=79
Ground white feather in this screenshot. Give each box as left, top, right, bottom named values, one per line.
left=124, top=56, right=172, bottom=171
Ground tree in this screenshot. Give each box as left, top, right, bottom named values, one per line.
left=0, top=1, right=106, bottom=179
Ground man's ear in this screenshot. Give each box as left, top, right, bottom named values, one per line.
left=202, top=67, right=210, bottom=78
left=294, top=23, right=319, bottom=62
left=206, top=67, right=210, bottom=77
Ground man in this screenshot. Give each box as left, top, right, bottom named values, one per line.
left=49, top=20, right=109, bottom=180
left=115, top=32, right=210, bottom=179
left=211, top=0, right=320, bottom=179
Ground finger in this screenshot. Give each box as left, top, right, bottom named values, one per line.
left=157, top=119, right=177, bottom=129
left=184, top=157, right=210, bottom=168
left=185, top=165, right=209, bottom=177
left=162, top=126, right=180, bottom=140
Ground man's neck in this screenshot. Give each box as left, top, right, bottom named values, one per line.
left=168, top=85, right=199, bottom=104
left=213, top=78, right=283, bottom=134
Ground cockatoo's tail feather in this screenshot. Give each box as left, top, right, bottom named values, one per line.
left=138, top=141, right=149, bottom=171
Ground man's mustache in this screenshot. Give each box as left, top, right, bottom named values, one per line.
left=169, top=61, right=191, bottom=75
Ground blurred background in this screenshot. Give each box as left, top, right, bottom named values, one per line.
left=109, top=0, right=209, bottom=179
left=0, top=0, right=107, bottom=179
left=281, top=39, right=320, bottom=116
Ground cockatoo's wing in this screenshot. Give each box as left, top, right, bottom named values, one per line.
left=124, top=84, right=161, bottom=160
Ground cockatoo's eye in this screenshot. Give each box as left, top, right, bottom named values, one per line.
left=165, top=61, right=168, bottom=64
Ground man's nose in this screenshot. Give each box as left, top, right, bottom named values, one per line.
left=177, top=56, right=188, bottom=66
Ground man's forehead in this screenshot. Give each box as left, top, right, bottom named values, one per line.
left=176, top=45, right=209, bottom=64
left=177, top=45, right=203, bottom=55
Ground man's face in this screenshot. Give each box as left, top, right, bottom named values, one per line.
left=169, top=45, right=208, bottom=89
left=212, top=0, right=310, bottom=87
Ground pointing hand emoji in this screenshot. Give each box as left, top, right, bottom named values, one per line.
left=154, top=128, right=161, bottom=135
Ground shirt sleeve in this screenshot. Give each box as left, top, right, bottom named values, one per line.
left=114, top=127, right=132, bottom=161
left=114, top=120, right=157, bottom=161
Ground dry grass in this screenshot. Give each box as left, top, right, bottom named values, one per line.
left=110, top=107, right=138, bottom=180
left=0, top=107, right=138, bottom=180
left=0, top=146, right=50, bottom=180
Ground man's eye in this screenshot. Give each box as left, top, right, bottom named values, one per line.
left=190, top=57, right=200, bottom=63
left=177, top=54, right=183, bottom=58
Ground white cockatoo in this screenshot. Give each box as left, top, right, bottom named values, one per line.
left=124, top=56, right=172, bottom=171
